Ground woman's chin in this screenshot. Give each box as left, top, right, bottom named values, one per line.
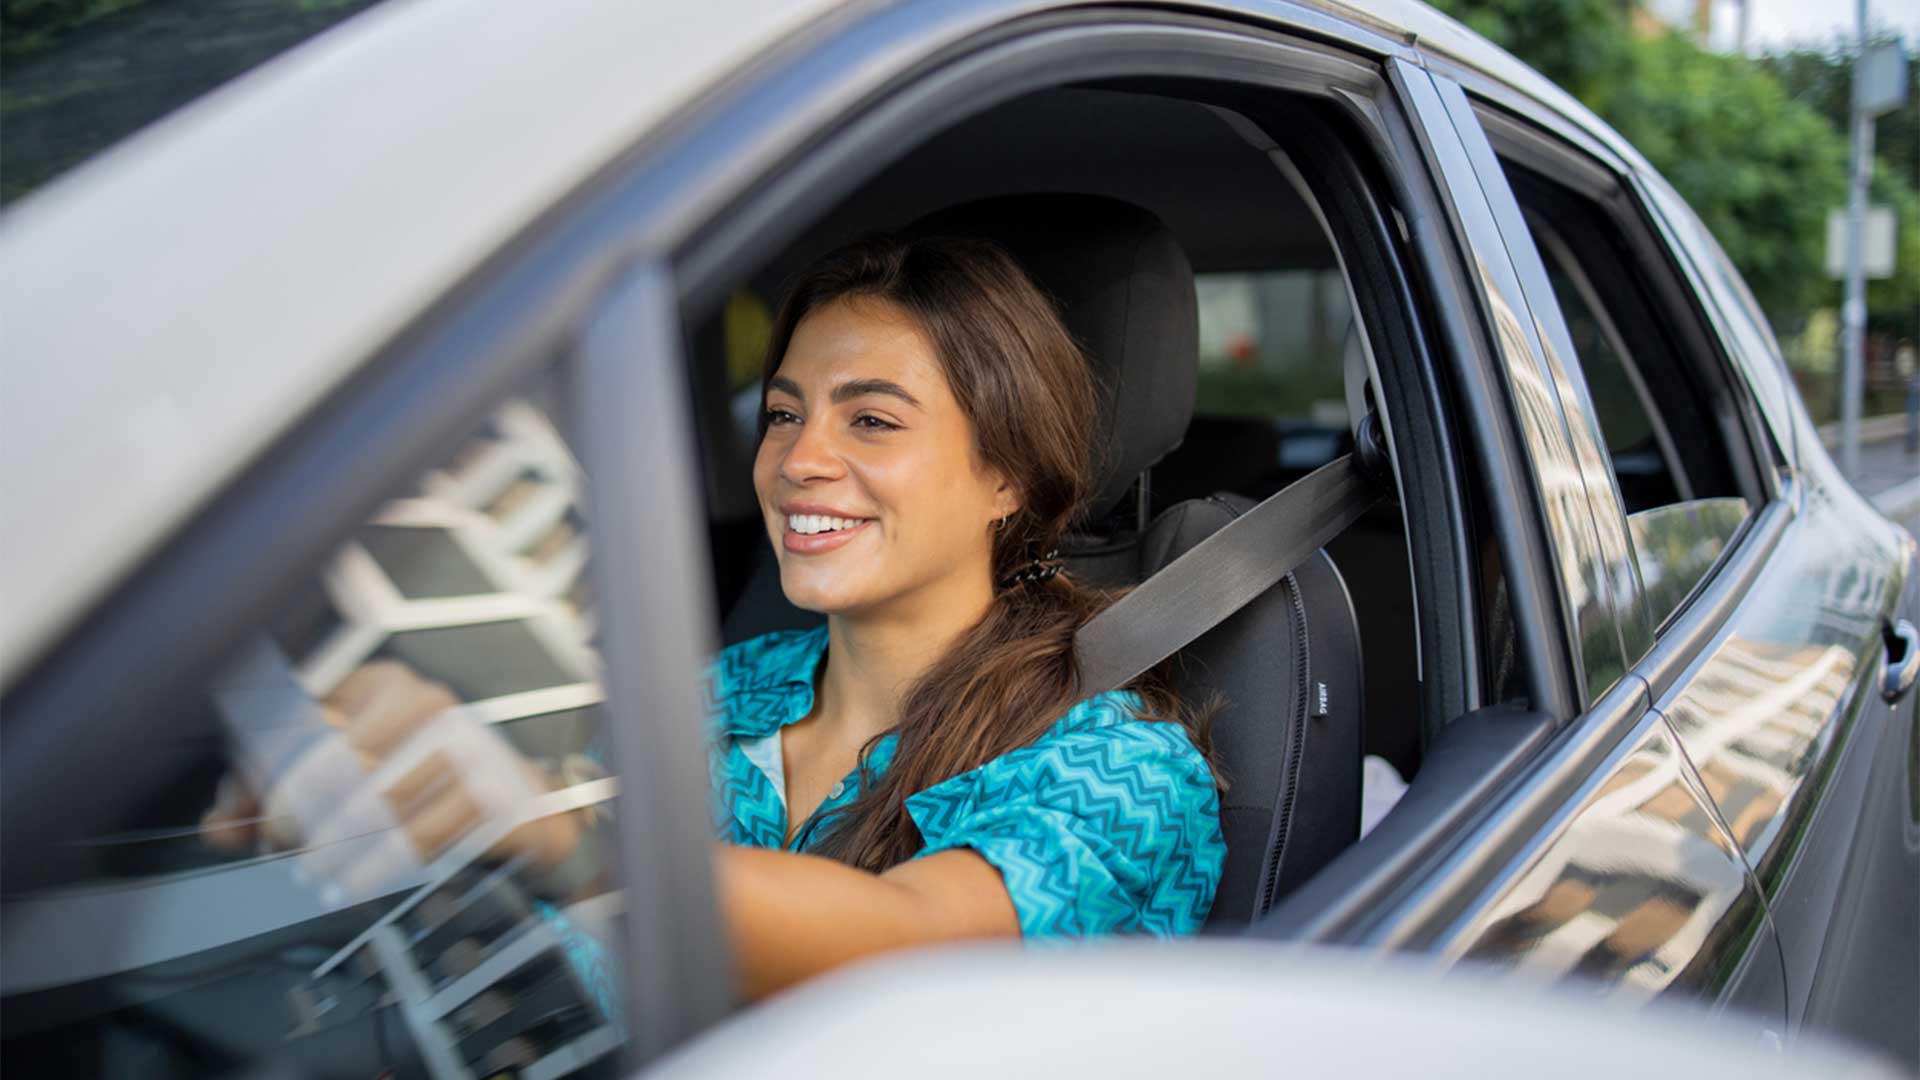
left=777, top=575, right=872, bottom=617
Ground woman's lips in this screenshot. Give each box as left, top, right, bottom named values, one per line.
left=782, top=518, right=871, bottom=555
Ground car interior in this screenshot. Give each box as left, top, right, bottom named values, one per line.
left=689, top=83, right=1428, bottom=928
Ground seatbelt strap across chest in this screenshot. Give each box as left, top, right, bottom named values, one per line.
left=1072, top=452, right=1383, bottom=698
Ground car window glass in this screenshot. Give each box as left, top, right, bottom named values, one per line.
left=1504, top=164, right=1752, bottom=634
left=1195, top=269, right=1353, bottom=424
left=2, top=0, right=382, bottom=207
left=0, top=382, right=627, bottom=1078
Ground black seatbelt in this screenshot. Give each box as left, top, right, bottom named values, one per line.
left=1073, top=452, right=1384, bottom=698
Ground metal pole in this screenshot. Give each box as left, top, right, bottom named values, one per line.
left=1840, top=0, right=1873, bottom=480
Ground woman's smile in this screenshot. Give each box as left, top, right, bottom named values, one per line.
left=781, top=504, right=874, bottom=555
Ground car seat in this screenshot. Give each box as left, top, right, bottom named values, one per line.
left=722, top=193, right=1366, bottom=926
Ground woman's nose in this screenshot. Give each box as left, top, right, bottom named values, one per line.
left=778, top=418, right=845, bottom=484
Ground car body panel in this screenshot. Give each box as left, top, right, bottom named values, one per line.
left=1648, top=467, right=1918, bottom=1058
left=0, top=0, right=856, bottom=680
left=1433, top=707, right=1783, bottom=1023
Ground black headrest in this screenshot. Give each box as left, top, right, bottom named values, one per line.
left=908, top=194, right=1197, bottom=522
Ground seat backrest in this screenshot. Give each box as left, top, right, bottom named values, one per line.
left=1128, top=494, right=1365, bottom=928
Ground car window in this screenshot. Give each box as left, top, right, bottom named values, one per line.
left=1, top=0, right=381, bottom=207
left=1173, top=268, right=1359, bottom=499
left=0, top=380, right=627, bottom=1078
left=1183, top=263, right=1426, bottom=787
left=1502, top=162, right=1754, bottom=634
left=1195, top=269, right=1352, bottom=423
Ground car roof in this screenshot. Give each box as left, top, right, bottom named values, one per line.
left=0, top=0, right=1638, bottom=682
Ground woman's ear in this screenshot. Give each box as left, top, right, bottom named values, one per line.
left=989, top=477, right=1023, bottom=525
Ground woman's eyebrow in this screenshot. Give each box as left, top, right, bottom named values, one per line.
left=831, top=378, right=922, bottom=408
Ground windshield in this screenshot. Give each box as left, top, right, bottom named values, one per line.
left=1, top=0, right=381, bottom=207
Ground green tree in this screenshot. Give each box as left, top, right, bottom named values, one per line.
left=1606, top=33, right=1851, bottom=318
left=1431, top=1, right=1903, bottom=340
left=1427, top=0, right=1636, bottom=109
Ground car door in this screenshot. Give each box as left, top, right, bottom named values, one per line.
left=1446, top=86, right=1918, bottom=1064
left=0, top=5, right=1510, bottom=1074
left=1254, top=63, right=1791, bottom=1033
left=1623, top=174, right=1920, bottom=1066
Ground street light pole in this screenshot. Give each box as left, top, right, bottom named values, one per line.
left=1839, top=0, right=1874, bottom=480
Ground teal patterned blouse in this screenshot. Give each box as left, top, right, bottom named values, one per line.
left=547, top=624, right=1224, bottom=1027
left=709, top=626, right=1225, bottom=937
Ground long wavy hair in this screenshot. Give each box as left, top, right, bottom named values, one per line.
left=759, top=231, right=1214, bottom=873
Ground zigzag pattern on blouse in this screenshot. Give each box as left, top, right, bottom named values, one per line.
left=908, top=716, right=1221, bottom=937
left=704, top=629, right=1223, bottom=936
left=709, top=744, right=787, bottom=847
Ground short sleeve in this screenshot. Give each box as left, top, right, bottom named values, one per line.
left=906, top=695, right=1225, bottom=938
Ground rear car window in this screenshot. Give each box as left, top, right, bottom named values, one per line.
left=1501, top=162, right=1754, bottom=635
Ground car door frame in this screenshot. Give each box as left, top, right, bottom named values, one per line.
left=1414, top=71, right=1795, bottom=1020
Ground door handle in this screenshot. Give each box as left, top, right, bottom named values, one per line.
left=1886, top=619, right=1919, bottom=704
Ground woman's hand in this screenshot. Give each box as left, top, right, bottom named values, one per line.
left=201, top=660, right=582, bottom=889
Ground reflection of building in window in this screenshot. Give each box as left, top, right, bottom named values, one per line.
left=285, top=398, right=619, bottom=1079
left=272, top=399, right=603, bottom=775
left=1661, top=636, right=1852, bottom=854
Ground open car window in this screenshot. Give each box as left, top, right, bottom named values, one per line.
left=1, top=380, right=628, bottom=1079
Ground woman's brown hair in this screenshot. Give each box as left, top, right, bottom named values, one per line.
left=759, top=232, right=1213, bottom=873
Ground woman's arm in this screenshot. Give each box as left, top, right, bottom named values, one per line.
left=716, top=845, right=1019, bottom=1000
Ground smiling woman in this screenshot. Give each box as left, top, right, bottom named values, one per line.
left=707, top=233, right=1225, bottom=996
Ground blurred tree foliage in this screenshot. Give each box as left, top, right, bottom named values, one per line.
left=1605, top=32, right=1850, bottom=319
left=1422, top=0, right=1635, bottom=109
left=1762, top=42, right=1920, bottom=336
left=1430, top=0, right=1916, bottom=348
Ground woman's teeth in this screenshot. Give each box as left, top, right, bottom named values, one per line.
left=788, top=514, right=862, bottom=535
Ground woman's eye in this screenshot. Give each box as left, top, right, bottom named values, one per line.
left=853, top=414, right=900, bottom=432
left=764, top=408, right=800, bottom=426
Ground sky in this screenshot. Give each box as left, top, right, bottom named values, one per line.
left=1728, top=0, right=1919, bottom=55
left=1641, top=0, right=1920, bottom=54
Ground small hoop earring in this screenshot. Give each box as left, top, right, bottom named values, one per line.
left=993, top=514, right=1009, bottom=531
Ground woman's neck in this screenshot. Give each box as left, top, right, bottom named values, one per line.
left=814, top=574, right=995, bottom=745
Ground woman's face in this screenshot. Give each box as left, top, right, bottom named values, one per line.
left=753, top=296, right=1018, bottom=619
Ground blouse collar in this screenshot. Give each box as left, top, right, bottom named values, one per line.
left=717, top=623, right=829, bottom=739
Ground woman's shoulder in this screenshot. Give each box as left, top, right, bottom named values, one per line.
left=1021, top=688, right=1210, bottom=776
left=708, top=625, right=828, bottom=698
left=1048, top=688, right=1162, bottom=736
